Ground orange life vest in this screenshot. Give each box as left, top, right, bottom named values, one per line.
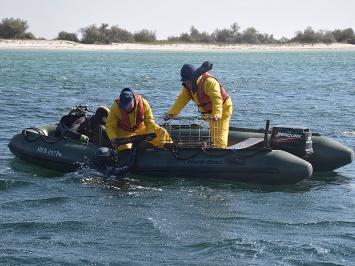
left=115, top=94, right=145, bottom=132
left=186, top=73, right=229, bottom=113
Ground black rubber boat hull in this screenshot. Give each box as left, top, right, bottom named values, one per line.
left=8, top=125, right=315, bottom=185
left=116, top=148, right=313, bottom=185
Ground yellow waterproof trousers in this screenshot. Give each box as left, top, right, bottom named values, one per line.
left=209, top=98, right=232, bottom=148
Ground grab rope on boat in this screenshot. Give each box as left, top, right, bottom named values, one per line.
left=22, top=127, right=72, bottom=144
left=169, top=146, right=204, bottom=160
left=169, top=145, right=269, bottom=160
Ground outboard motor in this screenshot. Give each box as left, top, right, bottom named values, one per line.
left=270, top=126, right=313, bottom=157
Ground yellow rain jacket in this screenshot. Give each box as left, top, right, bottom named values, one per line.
left=106, top=95, right=171, bottom=151
left=168, top=74, right=233, bottom=148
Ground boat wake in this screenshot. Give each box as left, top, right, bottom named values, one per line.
left=77, top=168, right=163, bottom=191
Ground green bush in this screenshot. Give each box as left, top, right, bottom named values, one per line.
left=0, top=17, right=33, bottom=39
left=56, top=31, right=79, bottom=42
left=134, top=29, right=156, bottom=43
left=80, top=23, right=135, bottom=44
left=332, top=28, right=355, bottom=42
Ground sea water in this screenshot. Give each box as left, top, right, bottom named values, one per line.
left=0, top=49, right=354, bottom=265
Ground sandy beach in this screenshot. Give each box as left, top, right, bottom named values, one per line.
left=1, top=39, right=355, bottom=51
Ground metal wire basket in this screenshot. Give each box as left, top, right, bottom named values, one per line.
left=160, top=116, right=219, bottom=148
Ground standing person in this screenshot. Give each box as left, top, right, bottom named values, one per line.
left=106, top=88, right=172, bottom=151
left=164, top=61, right=232, bottom=148
left=54, top=106, right=111, bottom=147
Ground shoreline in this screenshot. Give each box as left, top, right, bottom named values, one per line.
left=1, top=39, right=355, bottom=51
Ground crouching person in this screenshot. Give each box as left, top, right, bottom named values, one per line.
left=54, top=106, right=111, bottom=147
left=106, top=88, right=172, bottom=151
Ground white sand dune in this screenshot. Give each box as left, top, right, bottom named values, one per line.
left=1, top=39, right=354, bottom=51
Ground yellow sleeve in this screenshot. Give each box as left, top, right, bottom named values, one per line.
left=204, top=77, right=223, bottom=117
left=106, top=101, right=121, bottom=140
left=167, top=87, right=192, bottom=116
left=142, top=99, right=156, bottom=133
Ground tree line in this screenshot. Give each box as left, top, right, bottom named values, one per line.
left=1, top=17, right=354, bottom=45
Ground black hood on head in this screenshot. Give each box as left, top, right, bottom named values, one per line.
left=191, top=61, right=213, bottom=92
left=92, top=106, right=109, bottom=128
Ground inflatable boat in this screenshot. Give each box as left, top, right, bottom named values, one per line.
left=7, top=120, right=353, bottom=185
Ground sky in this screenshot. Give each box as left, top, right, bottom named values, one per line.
left=1, top=0, right=354, bottom=40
